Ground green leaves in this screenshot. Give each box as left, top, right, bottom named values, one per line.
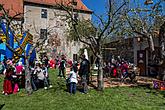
left=67, top=19, right=96, bottom=42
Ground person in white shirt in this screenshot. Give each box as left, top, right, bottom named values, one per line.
left=33, top=63, right=48, bottom=89
left=67, top=67, right=78, bottom=95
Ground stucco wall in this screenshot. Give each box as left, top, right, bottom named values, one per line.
left=24, top=5, right=91, bottom=60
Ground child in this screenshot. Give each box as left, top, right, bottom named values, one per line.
left=42, top=63, right=52, bottom=89
left=16, top=62, right=24, bottom=75
left=3, top=66, right=14, bottom=95
left=13, top=62, right=24, bottom=93
left=67, top=67, right=78, bottom=95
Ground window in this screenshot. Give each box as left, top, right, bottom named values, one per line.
left=74, top=13, right=78, bottom=21
left=41, top=9, right=47, bottom=18
left=40, top=29, right=47, bottom=39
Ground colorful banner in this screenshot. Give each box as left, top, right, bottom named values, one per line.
left=0, top=34, right=23, bottom=42
left=14, top=32, right=33, bottom=62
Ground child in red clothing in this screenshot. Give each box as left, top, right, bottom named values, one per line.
left=16, top=62, right=24, bottom=75
left=3, top=66, right=14, bottom=95
left=13, top=62, right=24, bottom=94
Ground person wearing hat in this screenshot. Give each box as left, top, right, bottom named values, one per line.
left=78, top=54, right=90, bottom=94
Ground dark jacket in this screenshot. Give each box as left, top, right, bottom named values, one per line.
left=79, top=59, right=90, bottom=77
left=59, top=60, right=65, bottom=69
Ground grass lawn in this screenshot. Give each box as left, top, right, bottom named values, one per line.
left=0, top=69, right=165, bottom=110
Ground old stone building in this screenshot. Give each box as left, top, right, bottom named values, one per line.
left=103, top=35, right=160, bottom=76
left=0, top=0, right=92, bottom=60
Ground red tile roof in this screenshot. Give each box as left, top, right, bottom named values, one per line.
left=0, top=0, right=24, bottom=18
left=0, top=0, right=92, bottom=18
left=24, top=0, right=92, bottom=13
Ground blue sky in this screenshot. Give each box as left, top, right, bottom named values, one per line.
left=82, top=0, right=165, bottom=22
left=82, top=0, right=106, bottom=22
left=82, top=0, right=106, bottom=14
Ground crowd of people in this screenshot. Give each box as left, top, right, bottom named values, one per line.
left=0, top=55, right=53, bottom=95
left=0, top=59, right=25, bottom=95
left=0, top=52, right=138, bottom=96
left=0, top=53, right=91, bottom=96
left=103, top=60, right=128, bottom=78
left=103, top=57, right=136, bottom=82
left=59, top=54, right=90, bottom=95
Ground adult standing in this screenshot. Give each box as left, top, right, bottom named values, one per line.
left=43, top=56, right=49, bottom=68
left=79, top=55, right=90, bottom=94
left=55, top=56, right=59, bottom=69
left=58, top=55, right=66, bottom=78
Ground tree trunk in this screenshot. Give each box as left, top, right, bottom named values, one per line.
left=97, top=50, right=104, bottom=91
left=24, top=37, right=46, bottom=94
left=160, top=22, right=165, bottom=58
left=159, top=22, right=165, bottom=80
left=149, top=35, right=155, bottom=53
left=25, top=57, right=33, bottom=95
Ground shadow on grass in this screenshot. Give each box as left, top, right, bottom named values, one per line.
left=130, top=81, right=165, bottom=99
left=135, top=83, right=151, bottom=89
left=88, top=83, right=97, bottom=89
left=51, top=77, right=67, bottom=92
left=158, top=90, right=165, bottom=98
left=0, top=104, right=5, bottom=110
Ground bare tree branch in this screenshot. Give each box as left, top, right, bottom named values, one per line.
left=93, top=13, right=105, bottom=27
left=126, top=16, right=149, bottom=38
left=98, top=0, right=126, bottom=40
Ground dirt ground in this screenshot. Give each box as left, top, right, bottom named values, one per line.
left=88, top=76, right=157, bottom=88
left=64, top=68, right=157, bottom=89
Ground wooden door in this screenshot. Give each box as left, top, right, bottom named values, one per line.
left=137, top=50, right=146, bottom=76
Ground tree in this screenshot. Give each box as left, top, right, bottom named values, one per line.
left=126, top=0, right=164, bottom=56
left=123, top=0, right=165, bottom=78
left=58, top=0, right=128, bottom=90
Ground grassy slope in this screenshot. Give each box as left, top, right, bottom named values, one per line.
left=0, top=69, right=165, bottom=110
